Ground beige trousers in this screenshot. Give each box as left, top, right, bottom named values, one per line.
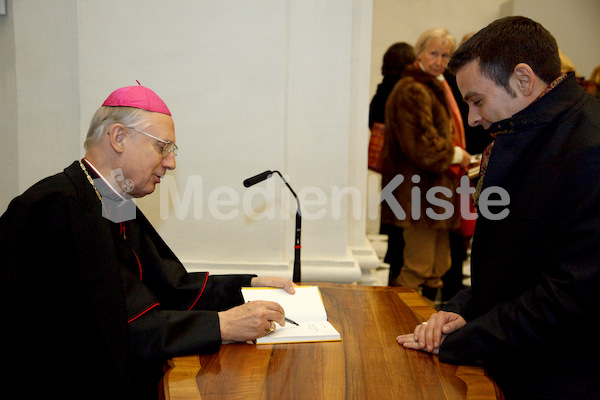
left=396, top=226, right=451, bottom=291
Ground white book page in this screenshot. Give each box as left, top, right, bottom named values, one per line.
left=241, top=286, right=328, bottom=322
left=256, top=320, right=340, bottom=344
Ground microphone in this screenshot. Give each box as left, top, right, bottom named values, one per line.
left=243, top=170, right=302, bottom=283
left=243, top=170, right=273, bottom=188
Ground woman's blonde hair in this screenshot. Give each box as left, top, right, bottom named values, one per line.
left=558, top=49, right=578, bottom=75
left=414, top=28, right=457, bottom=57
left=589, top=64, right=600, bottom=85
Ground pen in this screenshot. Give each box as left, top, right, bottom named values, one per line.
left=285, top=317, right=300, bottom=326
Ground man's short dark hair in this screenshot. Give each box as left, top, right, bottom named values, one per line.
left=448, top=16, right=561, bottom=96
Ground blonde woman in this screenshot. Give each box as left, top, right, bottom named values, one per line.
left=381, top=28, right=470, bottom=298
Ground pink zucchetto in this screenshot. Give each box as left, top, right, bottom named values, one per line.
left=102, top=81, right=171, bottom=116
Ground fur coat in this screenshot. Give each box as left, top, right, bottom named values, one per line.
left=381, top=65, right=461, bottom=230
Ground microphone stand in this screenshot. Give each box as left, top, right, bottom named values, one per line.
left=272, top=171, right=302, bottom=283
left=243, top=170, right=302, bottom=283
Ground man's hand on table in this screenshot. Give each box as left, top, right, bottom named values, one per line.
left=218, top=277, right=296, bottom=342
left=250, top=276, right=296, bottom=294
left=397, top=311, right=466, bottom=354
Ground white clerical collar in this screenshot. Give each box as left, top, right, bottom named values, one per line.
left=82, top=158, right=125, bottom=200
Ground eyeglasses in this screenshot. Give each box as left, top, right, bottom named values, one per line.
left=129, top=127, right=178, bottom=157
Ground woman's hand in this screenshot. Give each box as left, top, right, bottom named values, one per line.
left=460, top=149, right=472, bottom=169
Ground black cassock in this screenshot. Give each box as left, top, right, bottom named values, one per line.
left=0, top=161, right=255, bottom=399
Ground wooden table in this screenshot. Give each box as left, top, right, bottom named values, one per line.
left=162, top=284, right=502, bottom=400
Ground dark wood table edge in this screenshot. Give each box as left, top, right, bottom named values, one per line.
left=161, top=284, right=503, bottom=400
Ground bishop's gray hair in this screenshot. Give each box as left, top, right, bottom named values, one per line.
left=84, top=106, right=151, bottom=150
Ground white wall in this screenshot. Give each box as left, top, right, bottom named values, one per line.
left=0, top=0, right=18, bottom=210
left=0, top=0, right=81, bottom=208
left=370, top=0, right=600, bottom=99
left=2, top=0, right=373, bottom=283
left=512, top=0, right=600, bottom=79
left=366, top=0, right=600, bottom=234
left=5, top=0, right=595, bottom=283
left=370, top=0, right=509, bottom=100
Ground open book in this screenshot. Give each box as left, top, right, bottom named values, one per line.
left=241, top=286, right=341, bottom=344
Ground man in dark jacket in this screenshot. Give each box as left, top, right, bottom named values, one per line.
left=0, top=84, right=294, bottom=399
left=397, top=16, right=600, bottom=399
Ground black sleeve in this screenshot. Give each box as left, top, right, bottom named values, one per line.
left=128, top=308, right=223, bottom=359
left=440, top=287, right=473, bottom=320
left=192, top=274, right=256, bottom=311
left=439, top=192, right=600, bottom=367
left=121, top=266, right=255, bottom=358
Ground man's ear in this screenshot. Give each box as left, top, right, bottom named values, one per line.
left=107, top=124, right=127, bottom=154
left=513, top=63, right=537, bottom=96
